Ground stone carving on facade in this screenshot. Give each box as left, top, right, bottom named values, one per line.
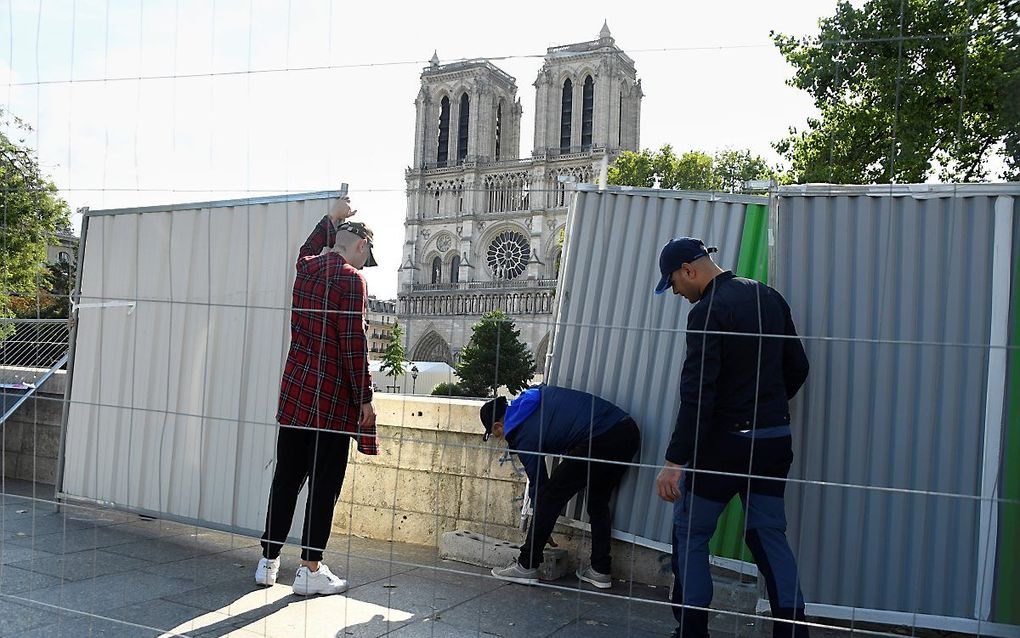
left=436, top=234, right=452, bottom=253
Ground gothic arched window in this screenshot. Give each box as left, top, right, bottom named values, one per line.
left=431, top=256, right=442, bottom=284
left=437, top=96, right=450, bottom=167
left=450, top=255, right=461, bottom=283
left=486, top=231, right=530, bottom=281
left=560, top=79, right=573, bottom=153
left=581, top=75, right=594, bottom=150
left=457, top=93, right=470, bottom=163
left=618, top=91, right=624, bottom=146
left=494, top=101, right=503, bottom=161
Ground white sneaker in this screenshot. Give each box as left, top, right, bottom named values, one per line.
left=576, top=565, right=612, bottom=589
left=491, top=561, right=539, bottom=586
left=292, top=563, right=348, bottom=596
left=255, top=557, right=280, bottom=587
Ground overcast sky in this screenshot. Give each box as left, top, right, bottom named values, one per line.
left=2, top=0, right=843, bottom=299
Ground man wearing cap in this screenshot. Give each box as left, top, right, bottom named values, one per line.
left=653, top=238, right=810, bottom=638
left=254, top=194, right=379, bottom=596
left=480, top=385, right=640, bottom=588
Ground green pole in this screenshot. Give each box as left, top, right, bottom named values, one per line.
left=708, top=203, right=769, bottom=563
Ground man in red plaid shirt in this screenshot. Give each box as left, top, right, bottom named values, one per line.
left=255, top=194, right=379, bottom=596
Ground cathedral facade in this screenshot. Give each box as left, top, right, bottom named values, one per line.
left=397, top=24, right=642, bottom=368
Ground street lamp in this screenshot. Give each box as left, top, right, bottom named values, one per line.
left=410, top=364, right=419, bottom=394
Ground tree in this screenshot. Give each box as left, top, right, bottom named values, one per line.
left=431, top=381, right=471, bottom=397
left=607, top=148, right=657, bottom=187
left=713, top=149, right=779, bottom=192
left=608, top=145, right=776, bottom=192
left=378, top=321, right=407, bottom=386
left=11, top=256, right=76, bottom=320
left=456, top=310, right=536, bottom=398
left=772, top=0, right=1020, bottom=183
left=1, top=108, right=72, bottom=333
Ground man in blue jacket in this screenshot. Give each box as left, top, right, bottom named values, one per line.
left=653, top=238, right=810, bottom=638
left=479, top=385, right=640, bottom=589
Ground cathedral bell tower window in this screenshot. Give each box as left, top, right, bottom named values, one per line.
left=581, top=75, right=594, bottom=150
left=437, top=96, right=450, bottom=167
left=457, top=93, right=470, bottom=163
left=560, top=79, right=573, bottom=153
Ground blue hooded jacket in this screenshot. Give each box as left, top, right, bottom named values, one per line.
left=505, top=385, right=628, bottom=501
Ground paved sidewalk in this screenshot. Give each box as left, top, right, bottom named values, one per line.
left=1, top=483, right=692, bottom=637
left=0, top=481, right=875, bottom=638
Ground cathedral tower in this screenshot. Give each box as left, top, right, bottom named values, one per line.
left=532, top=22, right=642, bottom=157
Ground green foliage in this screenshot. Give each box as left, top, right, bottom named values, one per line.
left=431, top=381, right=471, bottom=397
left=607, top=148, right=657, bottom=187
left=660, top=148, right=720, bottom=191
left=455, top=310, right=536, bottom=398
left=772, top=0, right=1019, bottom=183
left=608, top=145, right=776, bottom=191
left=1, top=108, right=72, bottom=328
left=379, top=321, right=407, bottom=380
left=713, top=149, right=779, bottom=192
left=11, top=256, right=75, bottom=319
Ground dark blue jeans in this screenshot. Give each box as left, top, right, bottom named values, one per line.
left=671, top=429, right=808, bottom=638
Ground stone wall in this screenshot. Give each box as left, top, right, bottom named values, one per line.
left=332, top=395, right=527, bottom=546
left=1, top=369, right=66, bottom=485
left=332, top=394, right=674, bottom=585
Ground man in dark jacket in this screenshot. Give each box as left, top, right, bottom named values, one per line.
left=479, top=385, right=640, bottom=588
left=653, top=238, right=810, bottom=638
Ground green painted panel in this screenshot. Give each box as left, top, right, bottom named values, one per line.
left=709, top=203, right=769, bottom=562
left=735, top=204, right=770, bottom=283
left=993, top=220, right=1020, bottom=625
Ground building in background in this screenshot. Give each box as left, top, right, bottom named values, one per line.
left=46, top=231, right=78, bottom=266
left=367, top=296, right=398, bottom=360
left=397, top=23, right=642, bottom=365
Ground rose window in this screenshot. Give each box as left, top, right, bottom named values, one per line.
left=486, top=231, right=530, bottom=280
left=436, top=234, right=452, bottom=252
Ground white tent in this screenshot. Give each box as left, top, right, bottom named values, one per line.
left=369, top=360, right=458, bottom=396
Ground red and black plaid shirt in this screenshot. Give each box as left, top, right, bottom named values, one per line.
left=276, top=216, right=378, bottom=455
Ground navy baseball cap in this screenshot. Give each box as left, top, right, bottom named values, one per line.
left=654, top=238, right=718, bottom=295
left=479, top=397, right=508, bottom=441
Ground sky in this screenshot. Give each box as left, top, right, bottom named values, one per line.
left=1, top=0, right=844, bottom=299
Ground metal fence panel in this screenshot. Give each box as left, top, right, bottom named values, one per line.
left=547, top=183, right=1018, bottom=628
left=774, top=187, right=1014, bottom=620
left=546, top=185, right=759, bottom=545
left=61, top=191, right=342, bottom=538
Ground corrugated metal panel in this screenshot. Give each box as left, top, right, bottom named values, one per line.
left=548, top=183, right=1019, bottom=628
left=62, top=194, right=340, bottom=538
left=546, top=186, right=759, bottom=545
left=773, top=189, right=1009, bottom=619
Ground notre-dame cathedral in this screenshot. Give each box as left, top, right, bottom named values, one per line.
left=397, top=23, right=642, bottom=368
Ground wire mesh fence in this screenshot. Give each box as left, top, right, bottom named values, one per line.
left=0, top=319, right=70, bottom=371
left=1, top=2, right=1019, bottom=637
